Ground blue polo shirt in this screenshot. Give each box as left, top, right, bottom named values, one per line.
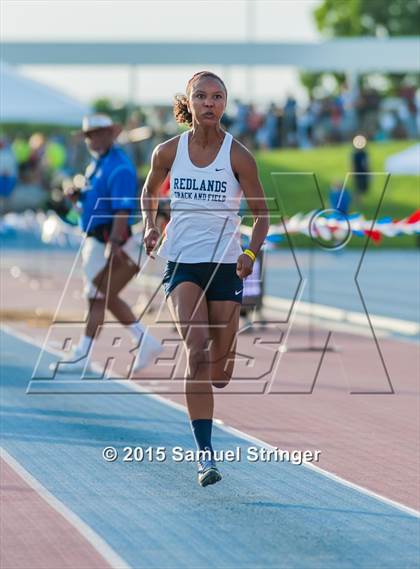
left=79, top=145, right=138, bottom=233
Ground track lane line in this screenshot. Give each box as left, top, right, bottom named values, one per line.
left=0, top=447, right=131, bottom=569
left=2, top=322, right=419, bottom=519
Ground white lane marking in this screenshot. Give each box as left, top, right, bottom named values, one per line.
left=280, top=313, right=390, bottom=338
left=264, top=296, right=420, bottom=336
left=0, top=447, right=131, bottom=569
left=2, top=323, right=419, bottom=519
left=136, top=274, right=420, bottom=336
left=212, top=423, right=420, bottom=519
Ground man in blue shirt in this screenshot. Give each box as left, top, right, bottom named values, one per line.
left=62, top=114, right=162, bottom=375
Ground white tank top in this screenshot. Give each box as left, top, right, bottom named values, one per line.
left=157, top=130, right=243, bottom=263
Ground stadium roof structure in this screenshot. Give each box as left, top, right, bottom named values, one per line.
left=2, top=38, right=419, bottom=72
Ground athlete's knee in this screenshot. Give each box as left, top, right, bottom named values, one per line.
left=186, top=344, right=209, bottom=366
left=186, top=343, right=210, bottom=377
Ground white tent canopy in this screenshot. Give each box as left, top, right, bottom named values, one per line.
left=0, top=62, right=90, bottom=125
left=385, top=144, right=420, bottom=176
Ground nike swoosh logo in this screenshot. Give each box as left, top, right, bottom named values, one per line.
left=215, top=168, right=225, bottom=172
left=235, top=289, right=243, bottom=295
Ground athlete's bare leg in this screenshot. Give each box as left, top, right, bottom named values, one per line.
left=166, top=282, right=213, bottom=420
left=89, top=256, right=139, bottom=330
left=107, top=296, right=137, bottom=325
left=86, top=298, right=106, bottom=338
left=94, top=254, right=139, bottom=298
left=81, top=260, right=160, bottom=372
left=208, top=300, right=240, bottom=388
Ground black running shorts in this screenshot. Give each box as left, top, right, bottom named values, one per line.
left=162, top=261, right=243, bottom=303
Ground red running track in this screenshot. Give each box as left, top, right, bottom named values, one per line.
left=0, top=457, right=112, bottom=569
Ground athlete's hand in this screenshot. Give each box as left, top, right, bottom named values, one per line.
left=236, top=253, right=254, bottom=279
left=144, top=225, right=160, bottom=259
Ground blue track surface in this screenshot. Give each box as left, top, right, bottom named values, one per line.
left=1, top=328, right=419, bottom=569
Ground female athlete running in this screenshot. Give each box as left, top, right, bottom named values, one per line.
left=141, top=71, right=269, bottom=486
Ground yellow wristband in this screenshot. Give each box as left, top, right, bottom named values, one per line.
left=243, top=248, right=256, bottom=262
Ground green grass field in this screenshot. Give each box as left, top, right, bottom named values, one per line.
left=141, top=140, right=419, bottom=248
left=254, top=140, right=419, bottom=248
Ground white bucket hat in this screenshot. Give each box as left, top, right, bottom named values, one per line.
left=81, top=114, right=122, bottom=136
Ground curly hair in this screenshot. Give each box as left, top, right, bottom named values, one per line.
left=173, top=71, right=227, bottom=127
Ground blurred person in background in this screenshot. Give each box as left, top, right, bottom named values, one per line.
left=283, top=95, right=298, bottom=146
left=356, top=88, right=380, bottom=139
left=330, top=95, right=344, bottom=142
left=340, top=82, right=358, bottom=138
left=378, top=108, right=397, bottom=141
left=60, top=114, right=162, bottom=376
left=329, top=179, right=351, bottom=216
left=44, top=135, right=67, bottom=175
left=399, top=84, right=418, bottom=139
left=256, top=103, right=279, bottom=149
left=5, top=133, right=47, bottom=212
left=0, top=136, right=18, bottom=214
left=11, top=135, right=31, bottom=177
left=28, top=133, right=46, bottom=185
left=247, top=104, right=264, bottom=148
left=351, top=135, right=370, bottom=208
left=297, top=104, right=315, bottom=149
left=231, top=99, right=249, bottom=142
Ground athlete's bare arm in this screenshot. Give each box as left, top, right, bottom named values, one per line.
left=231, top=139, right=269, bottom=278
left=141, top=136, right=179, bottom=257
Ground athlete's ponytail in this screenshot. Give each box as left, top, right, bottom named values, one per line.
left=173, top=71, right=227, bottom=127
left=173, top=93, right=193, bottom=126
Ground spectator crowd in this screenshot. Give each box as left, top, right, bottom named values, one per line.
left=0, top=84, right=418, bottom=214
left=225, top=84, right=418, bottom=150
